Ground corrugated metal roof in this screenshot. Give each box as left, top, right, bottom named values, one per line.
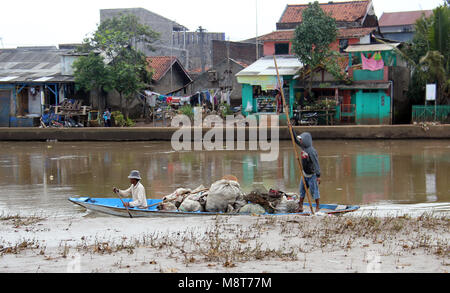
left=345, top=43, right=400, bottom=52
left=0, top=47, right=75, bottom=83
left=235, top=55, right=303, bottom=77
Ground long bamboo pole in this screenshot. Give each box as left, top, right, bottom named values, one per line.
left=273, top=56, right=315, bottom=215
left=114, top=190, right=133, bottom=218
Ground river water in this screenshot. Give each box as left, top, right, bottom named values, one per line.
left=0, top=140, right=448, bottom=217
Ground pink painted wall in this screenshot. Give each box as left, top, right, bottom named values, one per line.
left=263, top=41, right=292, bottom=56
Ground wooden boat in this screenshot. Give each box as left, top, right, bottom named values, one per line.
left=68, top=197, right=360, bottom=218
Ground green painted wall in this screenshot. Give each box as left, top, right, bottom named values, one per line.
left=335, top=106, right=341, bottom=121
left=241, top=84, right=254, bottom=116
left=354, top=90, right=391, bottom=125
left=353, top=69, right=384, bottom=81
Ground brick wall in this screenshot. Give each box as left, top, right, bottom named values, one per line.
left=212, top=40, right=263, bottom=67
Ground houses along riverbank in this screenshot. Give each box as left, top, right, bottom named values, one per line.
left=0, top=125, right=449, bottom=141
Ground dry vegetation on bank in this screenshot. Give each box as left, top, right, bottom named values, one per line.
left=0, top=212, right=448, bottom=273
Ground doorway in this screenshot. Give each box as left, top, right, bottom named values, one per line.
left=0, top=90, right=11, bottom=127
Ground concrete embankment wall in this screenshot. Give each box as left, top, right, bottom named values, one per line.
left=0, top=125, right=448, bottom=141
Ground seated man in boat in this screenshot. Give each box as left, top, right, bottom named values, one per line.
left=113, top=170, right=148, bottom=209
left=291, top=129, right=321, bottom=213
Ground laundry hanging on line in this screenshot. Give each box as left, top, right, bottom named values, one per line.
left=143, top=88, right=231, bottom=107
left=361, top=52, right=384, bottom=71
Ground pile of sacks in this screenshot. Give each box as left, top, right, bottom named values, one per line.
left=157, top=175, right=300, bottom=215
left=158, top=185, right=208, bottom=212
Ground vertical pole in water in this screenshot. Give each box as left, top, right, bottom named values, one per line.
left=273, top=56, right=315, bottom=215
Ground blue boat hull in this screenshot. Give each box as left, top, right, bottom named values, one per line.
left=69, top=197, right=360, bottom=218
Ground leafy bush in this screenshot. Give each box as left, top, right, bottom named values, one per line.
left=112, top=111, right=135, bottom=127
left=218, top=103, right=233, bottom=118
left=125, top=117, right=136, bottom=127
left=179, top=105, right=194, bottom=120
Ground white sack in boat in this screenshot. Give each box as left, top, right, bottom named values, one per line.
left=205, top=179, right=244, bottom=213
left=239, top=203, right=266, bottom=215
left=163, top=188, right=192, bottom=205
left=275, top=197, right=300, bottom=214
left=158, top=202, right=177, bottom=211
left=179, top=199, right=202, bottom=212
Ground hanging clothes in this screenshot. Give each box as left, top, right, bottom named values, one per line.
left=276, top=93, right=282, bottom=114
left=180, top=96, right=190, bottom=105
left=205, top=91, right=211, bottom=104
left=190, top=92, right=200, bottom=106
left=209, top=89, right=214, bottom=103
left=220, top=91, right=226, bottom=104
left=147, top=94, right=157, bottom=107
left=373, top=51, right=382, bottom=61
left=245, top=101, right=253, bottom=113
left=361, top=53, right=384, bottom=71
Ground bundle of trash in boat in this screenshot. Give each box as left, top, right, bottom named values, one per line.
left=157, top=175, right=300, bottom=214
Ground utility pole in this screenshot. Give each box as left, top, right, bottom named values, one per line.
left=197, top=26, right=206, bottom=73
left=227, top=37, right=231, bottom=89
left=171, top=30, right=173, bottom=93
left=183, top=27, right=188, bottom=68
left=255, top=0, right=259, bottom=60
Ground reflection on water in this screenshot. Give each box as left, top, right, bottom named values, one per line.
left=0, top=140, right=448, bottom=217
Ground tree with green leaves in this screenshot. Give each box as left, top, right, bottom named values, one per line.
left=73, top=52, right=112, bottom=113
left=110, top=50, right=152, bottom=118
left=74, top=14, right=159, bottom=117
left=401, top=2, right=449, bottom=105
left=292, top=1, right=338, bottom=99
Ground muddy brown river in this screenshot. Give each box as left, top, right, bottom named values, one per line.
left=0, top=140, right=448, bottom=217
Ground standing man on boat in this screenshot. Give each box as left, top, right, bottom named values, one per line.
left=291, top=129, right=321, bottom=213
left=113, top=170, right=148, bottom=209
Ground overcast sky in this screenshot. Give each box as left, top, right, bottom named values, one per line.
left=0, top=0, right=444, bottom=48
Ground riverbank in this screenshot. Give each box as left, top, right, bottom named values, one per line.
left=0, top=124, right=449, bottom=141
left=0, top=212, right=448, bottom=273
